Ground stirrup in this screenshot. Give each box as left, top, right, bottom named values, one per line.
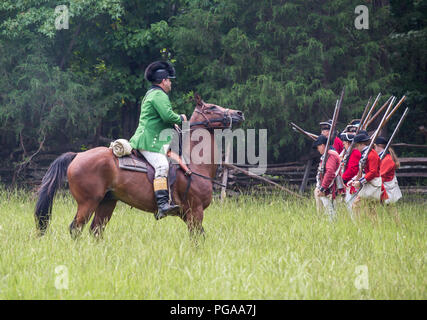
left=155, top=203, right=180, bottom=220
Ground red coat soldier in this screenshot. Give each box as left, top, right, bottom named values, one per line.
left=374, top=136, right=402, bottom=204
left=313, top=135, right=341, bottom=220
left=350, top=133, right=383, bottom=218
left=319, top=120, right=344, bottom=154
left=340, top=133, right=361, bottom=196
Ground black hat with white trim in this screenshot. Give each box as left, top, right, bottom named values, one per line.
left=353, top=133, right=370, bottom=144
left=345, top=119, right=361, bottom=133
left=340, top=133, right=355, bottom=142
left=319, top=119, right=333, bottom=130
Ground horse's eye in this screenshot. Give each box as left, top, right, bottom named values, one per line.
left=209, top=106, right=216, bottom=110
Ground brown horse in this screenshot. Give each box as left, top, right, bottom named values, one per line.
left=34, top=95, right=244, bottom=238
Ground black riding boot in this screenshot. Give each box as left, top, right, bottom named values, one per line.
left=154, top=189, right=180, bottom=220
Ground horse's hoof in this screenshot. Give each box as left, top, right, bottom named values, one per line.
left=70, top=231, right=81, bottom=240
left=154, top=212, right=167, bottom=220
left=69, top=223, right=82, bottom=239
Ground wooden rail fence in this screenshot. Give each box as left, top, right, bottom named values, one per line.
left=219, top=157, right=427, bottom=195
left=1, top=154, right=426, bottom=196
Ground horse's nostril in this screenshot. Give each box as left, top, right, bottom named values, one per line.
left=237, top=111, right=245, bottom=120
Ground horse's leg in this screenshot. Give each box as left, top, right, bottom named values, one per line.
left=69, top=199, right=100, bottom=239
left=183, top=203, right=205, bottom=239
left=90, top=199, right=117, bottom=238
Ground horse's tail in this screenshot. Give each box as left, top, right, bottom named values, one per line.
left=35, top=152, right=77, bottom=234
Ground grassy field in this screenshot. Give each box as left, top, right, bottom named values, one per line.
left=0, top=186, right=425, bottom=299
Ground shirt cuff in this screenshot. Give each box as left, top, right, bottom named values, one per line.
left=359, top=177, right=367, bottom=185
left=319, top=186, right=327, bottom=193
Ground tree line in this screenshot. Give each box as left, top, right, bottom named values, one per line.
left=0, top=0, right=426, bottom=183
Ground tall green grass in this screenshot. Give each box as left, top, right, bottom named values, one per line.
left=0, top=186, right=425, bottom=299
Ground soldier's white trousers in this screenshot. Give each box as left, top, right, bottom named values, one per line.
left=315, top=188, right=336, bottom=220
left=139, top=150, right=169, bottom=179
left=319, top=196, right=336, bottom=220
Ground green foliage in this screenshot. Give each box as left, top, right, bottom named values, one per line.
left=0, top=0, right=425, bottom=169
left=387, top=0, right=427, bottom=149
left=171, top=0, right=425, bottom=161
left=0, top=0, right=183, bottom=156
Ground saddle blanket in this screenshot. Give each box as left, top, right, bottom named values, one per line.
left=118, top=153, right=148, bottom=173
left=117, top=151, right=178, bottom=192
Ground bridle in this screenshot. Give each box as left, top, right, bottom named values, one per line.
left=189, top=103, right=233, bottom=130
left=174, top=102, right=234, bottom=200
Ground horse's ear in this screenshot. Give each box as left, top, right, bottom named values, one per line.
left=194, top=93, right=203, bottom=107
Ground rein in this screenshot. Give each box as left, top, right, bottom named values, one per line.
left=181, top=167, right=226, bottom=203
left=190, top=171, right=227, bottom=188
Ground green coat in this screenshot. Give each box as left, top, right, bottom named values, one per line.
left=129, top=87, right=182, bottom=154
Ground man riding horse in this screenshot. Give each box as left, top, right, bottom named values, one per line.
left=34, top=61, right=244, bottom=238
left=129, top=61, right=187, bottom=220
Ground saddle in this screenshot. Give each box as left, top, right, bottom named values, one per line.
left=118, top=150, right=179, bottom=192
left=115, top=126, right=192, bottom=201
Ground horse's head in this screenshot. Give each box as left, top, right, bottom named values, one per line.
left=189, top=93, right=245, bottom=130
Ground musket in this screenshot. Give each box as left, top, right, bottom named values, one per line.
left=364, top=95, right=405, bottom=130
left=380, top=107, right=409, bottom=160
left=290, top=122, right=318, bottom=141
left=347, top=97, right=396, bottom=203
left=358, top=96, right=372, bottom=131
left=363, top=95, right=393, bottom=130
left=361, top=93, right=382, bottom=130
left=368, top=96, right=406, bottom=138
left=342, top=96, right=372, bottom=172
left=320, top=100, right=338, bottom=176
left=385, top=95, right=406, bottom=123
left=360, top=97, right=395, bottom=171
left=320, top=87, right=345, bottom=176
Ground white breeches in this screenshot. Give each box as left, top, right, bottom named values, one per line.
left=315, top=188, right=336, bottom=220
left=320, top=196, right=336, bottom=219
left=140, top=150, right=169, bottom=179
left=344, top=188, right=356, bottom=214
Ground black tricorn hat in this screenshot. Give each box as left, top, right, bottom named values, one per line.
left=144, top=61, right=176, bottom=82
left=375, top=136, right=388, bottom=145
left=358, top=129, right=368, bottom=136
left=312, top=134, right=328, bottom=148
left=319, top=119, right=333, bottom=129
left=345, top=119, right=361, bottom=133
left=354, top=133, right=370, bottom=144
left=340, top=132, right=355, bottom=142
